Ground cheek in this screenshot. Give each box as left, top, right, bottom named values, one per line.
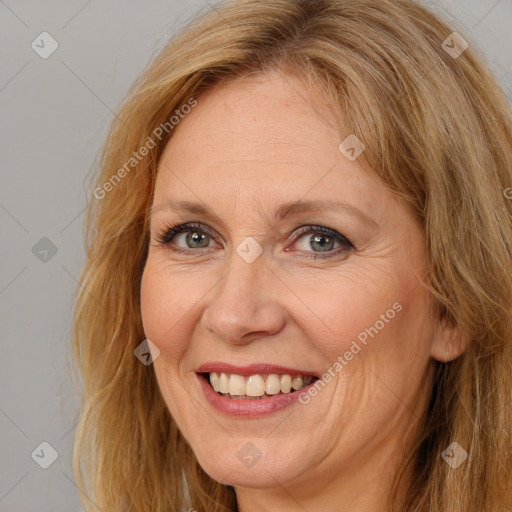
left=140, top=264, right=198, bottom=424
left=297, top=268, right=431, bottom=405
left=289, top=272, right=405, bottom=360
left=140, top=261, right=195, bottom=360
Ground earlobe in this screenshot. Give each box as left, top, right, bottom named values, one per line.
left=430, top=314, right=468, bottom=362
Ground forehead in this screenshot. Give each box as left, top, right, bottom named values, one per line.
left=154, top=73, right=389, bottom=221
left=162, top=73, right=338, bottom=160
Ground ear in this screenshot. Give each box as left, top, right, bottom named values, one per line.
left=430, top=314, right=468, bottom=362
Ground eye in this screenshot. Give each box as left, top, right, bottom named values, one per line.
left=288, top=225, right=354, bottom=259
left=155, top=222, right=354, bottom=258
left=155, top=222, right=215, bottom=252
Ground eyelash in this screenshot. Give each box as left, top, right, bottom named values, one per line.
left=155, top=222, right=354, bottom=259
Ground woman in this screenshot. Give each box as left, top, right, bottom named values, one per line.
left=71, top=0, right=512, bottom=510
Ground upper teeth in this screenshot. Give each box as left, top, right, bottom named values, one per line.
left=208, top=372, right=313, bottom=396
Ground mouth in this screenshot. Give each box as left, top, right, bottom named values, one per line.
left=197, top=371, right=319, bottom=400
left=195, top=362, right=321, bottom=416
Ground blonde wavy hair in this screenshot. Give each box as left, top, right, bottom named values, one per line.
left=71, top=0, right=512, bottom=510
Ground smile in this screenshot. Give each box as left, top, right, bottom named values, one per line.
left=207, top=372, right=315, bottom=399
left=195, top=363, right=320, bottom=417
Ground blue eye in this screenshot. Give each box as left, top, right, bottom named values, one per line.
left=155, top=222, right=354, bottom=258
left=156, top=222, right=215, bottom=250
left=289, top=225, right=353, bottom=258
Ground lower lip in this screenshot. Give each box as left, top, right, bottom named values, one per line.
left=197, top=373, right=316, bottom=418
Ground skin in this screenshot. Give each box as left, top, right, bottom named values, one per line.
left=140, top=71, right=463, bottom=512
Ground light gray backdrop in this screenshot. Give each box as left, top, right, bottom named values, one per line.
left=1, top=1, right=510, bottom=510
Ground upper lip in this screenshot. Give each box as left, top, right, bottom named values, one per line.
left=196, top=361, right=319, bottom=377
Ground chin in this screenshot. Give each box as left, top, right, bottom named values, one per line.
left=197, top=453, right=297, bottom=489
left=187, top=433, right=308, bottom=489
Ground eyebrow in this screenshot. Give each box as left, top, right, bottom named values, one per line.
left=150, top=198, right=378, bottom=229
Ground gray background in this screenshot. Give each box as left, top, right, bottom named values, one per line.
left=0, top=1, right=510, bottom=510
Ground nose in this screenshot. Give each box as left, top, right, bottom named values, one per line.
left=200, top=246, right=287, bottom=346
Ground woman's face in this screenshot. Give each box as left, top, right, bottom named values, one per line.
left=140, top=72, right=447, bottom=501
